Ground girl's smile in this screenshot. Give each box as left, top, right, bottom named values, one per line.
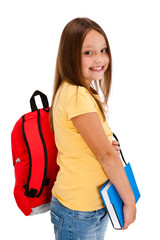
left=89, top=65, right=104, bottom=71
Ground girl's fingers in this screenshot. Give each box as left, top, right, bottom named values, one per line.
left=114, top=146, right=121, bottom=151
left=112, top=140, right=119, bottom=146
left=112, top=141, right=121, bottom=151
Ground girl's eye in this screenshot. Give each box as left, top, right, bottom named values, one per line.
left=84, top=51, right=92, bottom=55
left=101, top=48, right=108, bottom=53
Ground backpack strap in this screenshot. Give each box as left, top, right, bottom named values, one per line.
left=30, top=90, right=49, bottom=112
left=112, top=133, right=127, bottom=166
left=22, top=91, right=49, bottom=198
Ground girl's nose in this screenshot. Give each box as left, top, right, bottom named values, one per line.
left=95, top=52, right=103, bottom=64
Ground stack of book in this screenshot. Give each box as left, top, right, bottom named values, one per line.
left=99, top=133, right=141, bottom=229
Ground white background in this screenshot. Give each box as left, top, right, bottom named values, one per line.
left=0, top=0, right=159, bottom=239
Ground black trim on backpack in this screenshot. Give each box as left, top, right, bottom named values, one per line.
left=22, top=111, right=48, bottom=198
left=22, top=115, right=38, bottom=198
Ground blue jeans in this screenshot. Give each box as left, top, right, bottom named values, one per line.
left=50, top=195, right=109, bottom=240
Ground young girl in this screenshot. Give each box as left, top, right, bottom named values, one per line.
left=49, top=17, right=136, bottom=240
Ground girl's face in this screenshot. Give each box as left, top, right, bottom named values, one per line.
left=81, top=30, right=110, bottom=87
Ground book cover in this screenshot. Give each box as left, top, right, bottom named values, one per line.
left=99, top=163, right=140, bottom=229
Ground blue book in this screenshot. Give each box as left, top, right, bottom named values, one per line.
left=99, top=162, right=141, bottom=229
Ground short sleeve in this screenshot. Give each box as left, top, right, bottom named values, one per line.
left=66, top=87, right=97, bottom=120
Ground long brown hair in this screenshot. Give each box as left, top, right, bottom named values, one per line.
left=49, top=17, right=112, bottom=131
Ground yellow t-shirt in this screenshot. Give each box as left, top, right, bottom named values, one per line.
left=52, top=81, right=112, bottom=211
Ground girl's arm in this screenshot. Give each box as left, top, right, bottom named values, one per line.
left=71, top=112, right=136, bottom=229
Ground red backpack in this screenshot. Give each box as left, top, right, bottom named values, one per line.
left=11, top=90, right=59, bottom=216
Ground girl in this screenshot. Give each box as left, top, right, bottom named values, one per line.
left=49, top=17, right=136, bottom=240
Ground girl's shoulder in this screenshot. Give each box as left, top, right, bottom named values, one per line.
left=59, top=81, right=100, bottom=110
left=62, top=81, right=91, bottom=99
left=62, top=81, right=97, bottom=95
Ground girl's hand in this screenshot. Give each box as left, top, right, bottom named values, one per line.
left=122, top=202, right=137, bottom=230
left=112, top=141, right=121, bottom=153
